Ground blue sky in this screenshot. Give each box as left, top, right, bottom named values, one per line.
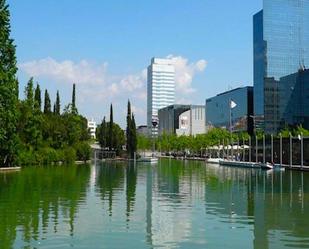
left=8, top=0, right=262, bottom=127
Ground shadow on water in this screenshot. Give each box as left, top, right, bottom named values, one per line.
left=0, top=159, right=308, bottom=248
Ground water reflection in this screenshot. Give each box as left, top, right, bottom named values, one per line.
left=0, top=165, right=90, bottom=249
left=0, top=160, right=308, bottom=249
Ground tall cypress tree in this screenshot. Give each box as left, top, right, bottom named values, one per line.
left=71, top=83, right=77, bottom=114
left=55, top=90, right=60, bottom=115
left=25, top=77, right=34, bottom=108
left=99, top=117, right=107, bottom=149
left=0, top=0, right=19, bottom=166
left=44, top=89, right=51, bottom=114
left=109, top=104, right=113, bottom=151
left=34, top=83, right=41, bottom=110
left=131, top=113, right=137, bottom=158
left=126, top=100, right=132, bottom=157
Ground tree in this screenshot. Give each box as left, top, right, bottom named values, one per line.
left=34, top=83, right=41, bottom=111
left=126, top=100, right=137, bottom=159
left=18, top=79, right=43, bottom=150
left=71, top=83, right=77, bottom=114
left=126, top=100, right=132, bottom=156
left=108, top=104, right=113, bottom=150
left=25, top=77, right=34, bottom=108
left=97, top=117, right=107, bottom=149
left=0, top=0, right=19, bottom=166
left=54, top=91, right=60, bottom=115
left=107, top=122, right=125, bottom=155
left=131, top=113, right=137, bottom=157
left=44, top=89, right=51, bottom=114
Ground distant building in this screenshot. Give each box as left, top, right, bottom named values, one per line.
left=147, top=58, right=175, bottom=137
left=176, top=106, right=206, bottom=136
left=158, top=105, right=205, bottom=136
left=87, top=119, right=97, bottom=139
left=253, top=1, right=309, bottom=133
left=137, top=125, right=148, bottom=136
left=205, top=87, right=254, bottom=134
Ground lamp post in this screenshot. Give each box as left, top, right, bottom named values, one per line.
left=279, top=133, right=282, bottom=166
left=256, top=135, right=258, bottom=163
left=152, top=118, right=158, bottom=157
left=263, top=135, right=265, bottom=164
left=271, top=134, right=274, bottom=163
left=249, top=136, right=252, bottom=162
left=289, top=132, right=292, bottom=168
left=301, top=133, right=304, bottom=169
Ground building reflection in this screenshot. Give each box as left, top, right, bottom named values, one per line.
left=0, top=160, right=308, bottom=248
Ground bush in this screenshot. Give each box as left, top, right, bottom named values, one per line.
left=62, top=147, right=76, bottom=164
left=75, top=142, right=91, bottom=162
left=17, top=149, right=35, bottom=166
left=38, top=147, right=59, bottom=165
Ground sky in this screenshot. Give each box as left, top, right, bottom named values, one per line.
left=7, top=0, right=262, bottom=128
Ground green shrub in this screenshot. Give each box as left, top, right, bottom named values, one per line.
left=75, top=142, right=91, bottom=162
left=63, top=147, right=76, bottom=164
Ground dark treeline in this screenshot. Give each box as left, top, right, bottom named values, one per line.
left=0, top=0, right=91, bottom=167
left=96, top=101, right=137, bottom=158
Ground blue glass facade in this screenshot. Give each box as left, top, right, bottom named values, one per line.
left=253, top=0, right=309, bottom=133
left=205, top=87, right=254, bottom=134
left=279, top=69, right=309, bottom=129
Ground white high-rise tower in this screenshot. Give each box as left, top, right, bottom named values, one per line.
left=147, top=58, right=175, bottom=137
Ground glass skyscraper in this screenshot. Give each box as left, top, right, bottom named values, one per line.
left=253, top=0, right=309, bottom=133
left=147, top=58, right=175, bottom=137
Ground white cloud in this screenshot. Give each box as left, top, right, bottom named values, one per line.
left=19, top=57, right=108, bottom=85
left=166, top=55, right=207, bottom=94
left=120, top=69, right=147, bottom=92
left=19, top=55, right=207, bottom=126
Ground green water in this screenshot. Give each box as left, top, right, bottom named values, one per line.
left=0, top=159, right=308, bottom=249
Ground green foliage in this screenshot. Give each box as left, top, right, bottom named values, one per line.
left=54, top=91, right=60, bottom=115
left=75, top=142, right=91, bottom=162
left=97, top=121, right=125, bottom=156
left=97, top=117, right=107, bottom=149
left=0, top=2, right=91, bottom=167
left=71, top=83, right=77, bottom=114
left=126, top=100, right=137, bottom=158
left=139, top=128, right=252, bottom=154
left=15, top=81, right=90, bottom=166
left=0, top=0, right=19, bottom=166
left=34, top=83, right=41, bottom=110
left=43, top=89, right=51, bottom=114
left=108, top=104, right=113, bottom=150
left=279, top=125, right=309, bottom=138
left=137, top=134, right=152, bottom=151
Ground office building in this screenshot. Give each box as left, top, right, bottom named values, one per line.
left=205, top=87, right=254, bottom=134
left=279, top=69, right=309, bottom=129
left=253, top=0, right=309, bottom=133
left=147, top=58, right=175, bottom=137
left=87, top=119, right=97, bottom=139
left=158, top=105, right=205, bottom=136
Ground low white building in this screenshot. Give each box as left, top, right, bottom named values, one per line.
left=158, top=105, right=205, bottom=136
left=176, top=105, right=206, bottom=136
left=87, top=119, right=97, bottom=139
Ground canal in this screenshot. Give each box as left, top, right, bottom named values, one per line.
left=0, top=159, right=308, bottom=249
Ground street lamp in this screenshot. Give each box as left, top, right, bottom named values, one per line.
left=152, top=118, right=158, bottom=157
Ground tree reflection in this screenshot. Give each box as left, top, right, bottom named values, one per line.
left=0, top=165, right=90, bottom=248
left=95, top=162, right=125, bottom=216
left=126, top=163, right=137, bottom=220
